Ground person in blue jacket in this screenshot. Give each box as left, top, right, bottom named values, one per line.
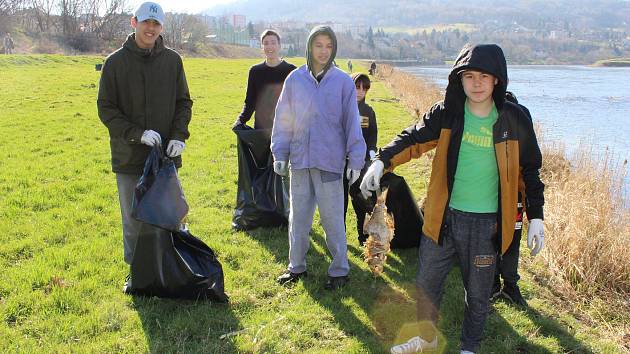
left=271, top=25, right=366, bottom=290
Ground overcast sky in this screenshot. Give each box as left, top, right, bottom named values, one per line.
left=127, top=0, right=236, bottom=14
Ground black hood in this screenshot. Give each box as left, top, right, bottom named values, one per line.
left=123, top=33, right=166, bottom=59
left=306, top=25, right=337, bottom=77
left=445, top=43, right=508, bottom=112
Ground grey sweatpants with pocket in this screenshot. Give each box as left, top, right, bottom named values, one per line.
left=287, top=168, right=349, bottom=277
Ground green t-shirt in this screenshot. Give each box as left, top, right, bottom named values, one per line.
left=449, top=101, right=499, bottom=213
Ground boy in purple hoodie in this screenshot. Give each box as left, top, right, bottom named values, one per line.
left=271, top=26, right=366, bottom=290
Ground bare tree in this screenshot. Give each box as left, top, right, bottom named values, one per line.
left=30, top=0, right=55, bottom=32
left=58, top=0, right=85, bottom=35
left=84, top=0, right=129, bottom=39
left=164, top=12, right=185, bottom=49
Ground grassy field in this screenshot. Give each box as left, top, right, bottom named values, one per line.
left=0, top=55, right=623, bottom=353
left=593, top=58, right=630, bottom=67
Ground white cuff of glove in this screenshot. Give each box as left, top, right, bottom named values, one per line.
left=141, top=130, right=161, bottom=147
left=527, top=218, right=545, bottom=256
left=359, top=159, right=384, bottom=199
left=166, top=140, right=185, bottom=157
left=274, top=161, right=288, bottom=176
left=346, top=167, right=361, bottom=186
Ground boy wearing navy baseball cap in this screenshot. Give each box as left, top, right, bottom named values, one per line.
left=97, top=1, right=193, bottom=293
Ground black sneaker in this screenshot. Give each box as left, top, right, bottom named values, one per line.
left=277, top=271, right=307, bottom=285
left=490, top=279, right=502, bottom=301
left=502, top=282, right=527, bottom=307
left=324, top=275, right=349, bottom=290
left=122, top=274, right=133, bottom=295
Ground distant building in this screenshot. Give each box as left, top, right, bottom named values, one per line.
left=269, top=21, right=306, bottom=30
left=232, top=14, right=246, bottom=29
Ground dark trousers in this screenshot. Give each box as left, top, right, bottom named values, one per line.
left=496, top=229, right=522, bottom=285
left=342, top=164, right=370, bottom=243
left=415, top=208, right=497, bottom=352
left=495, top=198, right=524, bottom=285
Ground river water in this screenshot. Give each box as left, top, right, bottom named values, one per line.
left=400, top=65, right=630, bottom=200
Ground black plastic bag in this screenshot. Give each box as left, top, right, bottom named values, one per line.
left=129, top=227, right=229, bottom=302
left=132, top=145, right=189, bottom=232
left=351, top=171, right=423, bottom=249
left=232, top=125, right=288, bottom=230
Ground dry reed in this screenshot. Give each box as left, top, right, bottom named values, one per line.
left=375, top=64, right=443, bottom=119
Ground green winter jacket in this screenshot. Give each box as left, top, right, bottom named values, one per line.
left=97, top=34, right=193, bottom=174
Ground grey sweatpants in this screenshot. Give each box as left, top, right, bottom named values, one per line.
left=415, top=208, right=498, bottom=352
left=116, top=173, right=173, bottom=267
left=116, top=173, right=143, bottom=264
left=287, top=168, right=349, bottom=277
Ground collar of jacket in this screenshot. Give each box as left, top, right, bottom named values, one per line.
left=123, top=33, right=166, bottom=59
left=304, top=65, right=335, bottom=86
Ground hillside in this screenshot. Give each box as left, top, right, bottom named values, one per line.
left=204, top=0, right=630, bottom=28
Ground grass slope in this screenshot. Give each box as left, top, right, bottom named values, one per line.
left=0, top=55, right=622, bottom=353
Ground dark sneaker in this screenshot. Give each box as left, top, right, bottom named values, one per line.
left=277, top=271, right=307, bottom=285
left=324, top=275, right=349, bottom=290
left=490, top=279, right=502, bottom=301
left=502, top=282, right=527, bottom=307
left=122, top=274, right=133, bottom=295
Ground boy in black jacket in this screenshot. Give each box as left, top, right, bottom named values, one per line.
left=360, top=44, right=545, bottom=354
left=97, top=1, right=193, bottom=292
left=343, top=73, right=377, bottom=243
left=233, top=30, right=296, bottom=130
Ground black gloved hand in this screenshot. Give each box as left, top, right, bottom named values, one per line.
left=232, top=118, right=247, bottom=130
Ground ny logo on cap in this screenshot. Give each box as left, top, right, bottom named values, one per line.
left=149, top=5, right=158, bottom=13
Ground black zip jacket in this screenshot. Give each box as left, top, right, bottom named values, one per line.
left=377, top=44, right=544, bottom=254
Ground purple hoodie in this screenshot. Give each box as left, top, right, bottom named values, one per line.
left=271, top=65, right=366, bottom=174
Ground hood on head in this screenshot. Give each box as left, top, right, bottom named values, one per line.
left=445, top=43, right=508, bottom=111
left=306, top=25, right=337, bottom=76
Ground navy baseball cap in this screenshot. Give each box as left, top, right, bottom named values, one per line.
left=134, top=2, right=165, bottom=25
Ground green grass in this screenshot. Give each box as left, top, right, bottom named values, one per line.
left=0, top=55, right=622, bottom=353
left=593, top=58, right=630, bottom=67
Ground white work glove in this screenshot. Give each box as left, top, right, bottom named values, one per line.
left=527, top=218, right=545, bottom=256
left=368, top=150, right=377, bottom=160
left=166, top=140, right=185, bottom=157
left=360, top=160, right=384, bottom=199
left=273, top=161, right=288, bottom=176
left=346, top=167, right=361, bottom=186
left=141, top=130, right=161, bottom=147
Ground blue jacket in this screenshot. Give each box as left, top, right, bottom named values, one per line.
left=271, top=65, right=366, bottom=174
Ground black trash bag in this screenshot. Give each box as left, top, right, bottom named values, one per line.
left=132, top=145, right=189, bottom=232
left=232, top=125, right=288, bottom=230
left=350, top=171, right=423, bottom=249
left=129, top=227, right=229, bottom=302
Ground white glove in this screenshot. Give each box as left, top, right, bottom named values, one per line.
left=166, top=140, right=185, bottom=157
left=527, top=218, right=545, bottom=256
left=273, top=161, right=288, bottom=176
left=141, top=130, right=161, bottom=147
left=369, top=150, right=377, bottom=160
left=346, top=167, right=361, bottom=186
left=360, top=160, right=384, bottom=199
